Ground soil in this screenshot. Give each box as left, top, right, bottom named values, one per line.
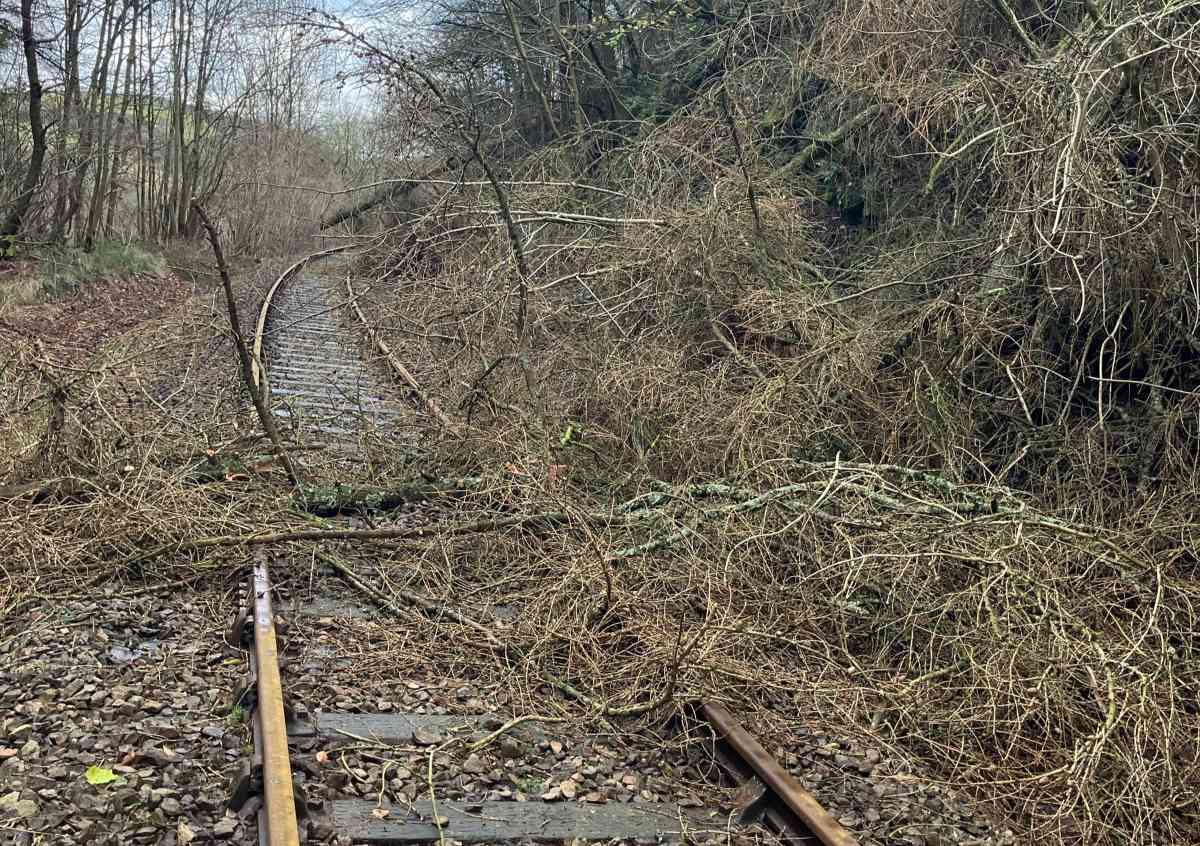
left=0, top=273, right=192, bottom=360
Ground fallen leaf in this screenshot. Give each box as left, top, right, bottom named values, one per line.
left=371, top=807, right=390, bottom=819
left=315, top=750, right=329, bottom=764
left=177, top=821, right=196, bottom=844
left=432, top=815, right=449, bottom=826
left=85, top=765, right=119, bottom=786
left=559, top=780, right=577, bottom=799
left=120, top=751, right=137, bottom=765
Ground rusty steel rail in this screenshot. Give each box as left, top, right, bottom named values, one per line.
left=247, top=557, right=301, bottom=846
left=252, top=244, right=355, bottom=390
left=699, top=701, right=859, bottom=846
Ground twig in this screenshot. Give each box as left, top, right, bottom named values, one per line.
left=467, top=714, right=566, bottom=753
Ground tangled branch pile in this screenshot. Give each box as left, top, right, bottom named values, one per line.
left=328, top=1, right=1200, bottom=843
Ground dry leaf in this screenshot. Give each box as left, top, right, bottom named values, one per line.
left=177, top=821, right=196, bottom=845
left=315, top=750, right=329, bottom=764
left=559, top=780, right=577, bottom=799
left=371, top=807, right=390, bottom=819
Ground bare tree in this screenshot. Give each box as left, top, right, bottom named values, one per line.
left=0, top=0, right=47, bottom=241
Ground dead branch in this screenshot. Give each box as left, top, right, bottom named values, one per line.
left=344, top=277, right=457, bottom=430
left=191, top=199, right=301, bottom=487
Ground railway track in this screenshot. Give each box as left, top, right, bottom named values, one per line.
left=252, top=249, right=404, bottom=443
left=228, top=251, right=859, bottom=846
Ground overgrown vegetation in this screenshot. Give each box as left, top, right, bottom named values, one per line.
left=38, top=240, right=163, bottom=293
left=2, top=1, right=1198, bottom=845
left=326, top=1, right=1200, bottom=843
left=0, top=241, right=165, bottom=310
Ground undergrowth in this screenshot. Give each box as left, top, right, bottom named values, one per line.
left=343, top=25, right=1200, bottom=840
left=0, top=241, right=165, bottom=311
left=37, top=241, right=165, bottom=295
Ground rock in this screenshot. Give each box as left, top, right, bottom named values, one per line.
left=211, top=816, right=237, bottom=838
left=497, top=737, right=522, bottom=759
left=309, top=819, right=335, bottom=840
left=0, top=792, right=38, bottom=818
left=176, top=821, right=196, bottom=844
left=108, top=647, right=139, bottom=665
left=161, top=797, right=183, bottom=815
left=144, top=747, right=180, bottom=764
left=461, top=755, right=487, bottom=775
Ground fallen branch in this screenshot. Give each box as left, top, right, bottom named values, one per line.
left=775, top=104, right=884, bottom=180
left=319, top=552, right=503, bottom=647
left=299, top=477, right=483, bottom=517
left=125, top=509, right=653, bottom=566
left=468, top=714, right=566, bottom=753
left=318, top=159, right=448, bottom=230
left=191, top=199, right=301, bottom=488
left=322, top=549, right=692, bottom=721
left=344, top=277, right=457, bottom=430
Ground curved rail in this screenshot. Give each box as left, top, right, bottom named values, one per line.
left=251, top=244, right=356, bottom=390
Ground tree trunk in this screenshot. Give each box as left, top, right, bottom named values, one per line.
left=1, top=0, right=48, bottom=241
left=49, top=0, right=82, bottom=242
left=84, top=14, right=134, bottom=250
